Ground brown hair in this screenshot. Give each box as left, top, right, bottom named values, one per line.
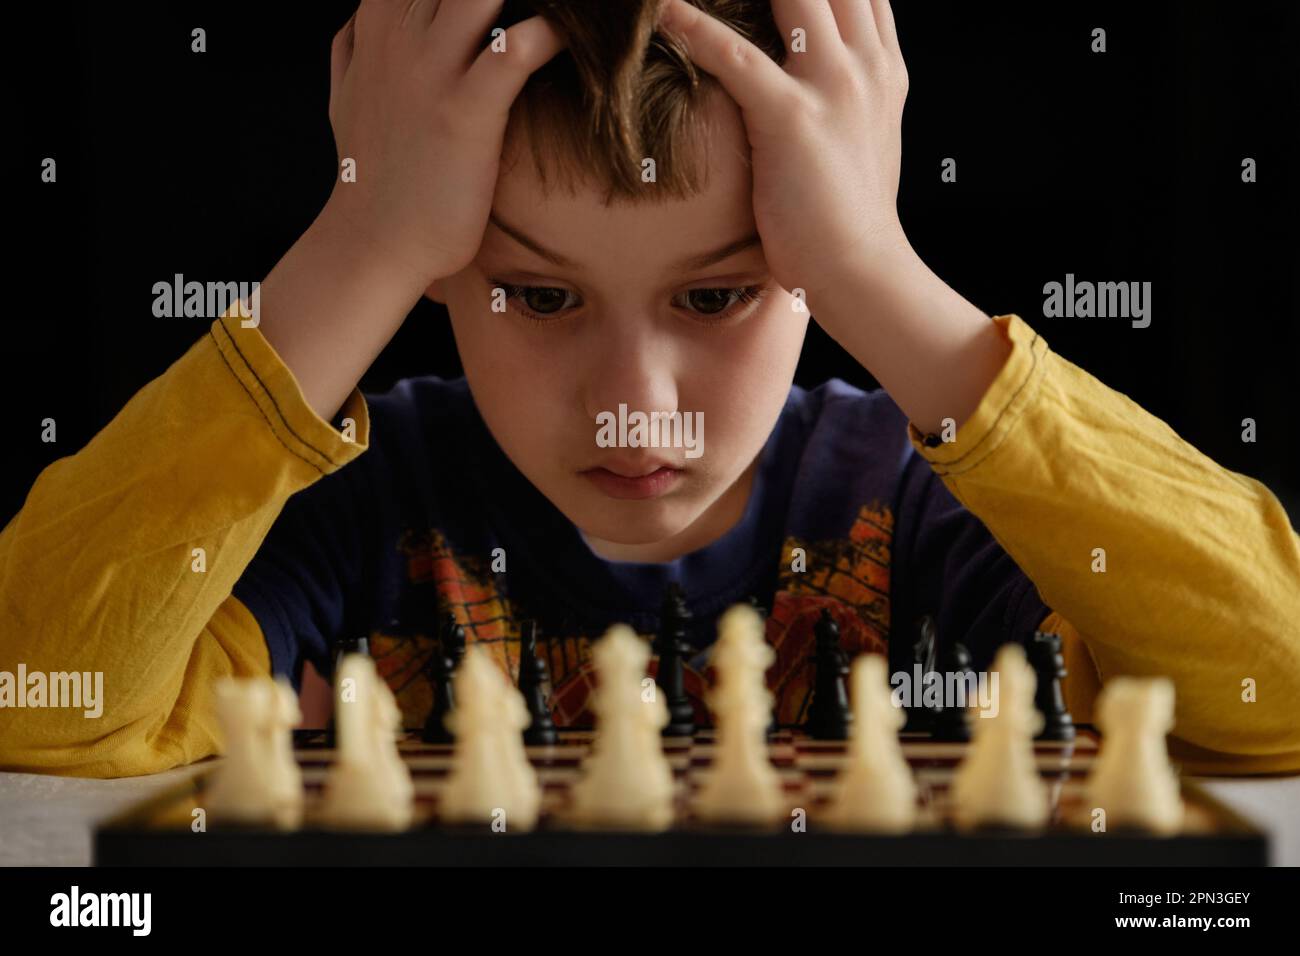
left=495, top=0, right=785, bottom=203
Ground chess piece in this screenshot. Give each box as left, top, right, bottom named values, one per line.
left=653, top=583, right=696, bottom=737
left=569, top=625, right=676, bottom=831
left=422, top=612, right=466, bottom=744
left=325, top=634, right=369, bottom=747
left=692, top=603, right=785, bottom=825
left=747, top=594, right=780, bottom=737
left=902, top=614, right=938, bottom=732
left=519, top=621, right=559, bottom=746
left=804, top=609, right=852, bottom=740
left=1086, top=677, right=1183, bottom=834
left=439, top=646, right=541, bottom=830
left=264, top=678, right=305, bottom=825
left=823, top=654, right=917, bottom=832
left=319, top=654, right=414, bottom=830
left=931, top=642, right=974, bottom=742
left=950, top=643, right=1049, bottom=830
left=1028, top=630, right=1075, bottom=742
left=207, top=677, right=304, bottom=829
left=333, top=634, right=370, bottom=671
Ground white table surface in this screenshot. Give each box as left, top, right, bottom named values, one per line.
left=1, top=765, right=1296, bottom=866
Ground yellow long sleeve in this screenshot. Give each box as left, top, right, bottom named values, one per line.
left=0, top=311, right=369, bottom=777
left=909, top=313, right=1300, bottom=775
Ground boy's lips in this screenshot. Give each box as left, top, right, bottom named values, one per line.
left=580, top=460, right=683, bottom=499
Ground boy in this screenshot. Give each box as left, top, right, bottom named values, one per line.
left=2, top=0, right=1298, bottom=778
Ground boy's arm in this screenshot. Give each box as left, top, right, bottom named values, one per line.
left=0, top=311, right=369, bottom=777
left=903, top=312, right=1300, bottom=774
left=0, top=5, right=571, bottom=778
left=657, top=0, right=1299, bottom=771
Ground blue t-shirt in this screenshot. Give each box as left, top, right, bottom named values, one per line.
left=232, top=376, right=1052, bottom=729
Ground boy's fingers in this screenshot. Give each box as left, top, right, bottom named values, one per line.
left=430, top=0, right=507, bottom=73
left=826, top=0, right=878, bottom=50
left=358, top=0, right=403, bottom=14
left=871, top=0, right=901, bottom=54
left=461, top=14, right=566, bottom=116
left=355, top=0, right=399, bottom=30
left=404, top=0, right=441, bottom=28
left=658, top=0, right=798, bottom=117
left=770, top=0, right=850, bottom=63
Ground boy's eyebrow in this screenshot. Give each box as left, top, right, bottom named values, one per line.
left=677, top=232, right=763, bottom=271
left=489, top=213, right=574, bottom=267
left=487, top=213, right=762, bottom=272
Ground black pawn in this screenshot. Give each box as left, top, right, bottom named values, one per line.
left=422, top=612, right=466, bottom=744
left=931, top=642, right=974, bottom=742
left=804, top=609, right=853, bottom=740
left=325, top=634, right=370, bottom=746
left=747, top=595, right=779, bottom=738
left=1029, top=630, right=1075, bottom=742
left=653, top=583, right=696, bottom=737
left=519, top=621, right=558, bottom=746
left=902, top=614, right=938, bottom=733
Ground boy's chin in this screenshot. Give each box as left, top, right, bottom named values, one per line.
left=576, top=508, right=694, bottom=547
left=566, top=498, right=711, bottom=554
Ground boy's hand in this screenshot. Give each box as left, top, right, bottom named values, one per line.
left=660, top=0, right=1010, bottom=437
left=657, top=0, right=909, bottom=304
left=325, top=0, right=566, bottom=289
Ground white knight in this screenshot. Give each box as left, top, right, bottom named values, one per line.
left=206, top=676, right=304, bottom=829
left=1086, top=676, right=1183, bottom=834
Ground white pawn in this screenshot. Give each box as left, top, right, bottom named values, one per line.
left=439, top=646, right=541, bottom=831
left=319, top=654, right=414, bottom=831
left=1086, top=677, right=1183, bottom=834
left=823, top=654, right=917, bottom=832
left=264, top=678, right=305, bottom=823
left=951, top=643, right=1049, bottom=830
left=569, top=625, right=676, bottom=831
left=692, top=603, right=785, bottom=825
left=207, top=676, right=303, bottom=829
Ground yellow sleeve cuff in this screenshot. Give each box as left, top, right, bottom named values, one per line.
left=210, top=312, right=370, bottom=475
left=906, top=313, right=1049, bottom=476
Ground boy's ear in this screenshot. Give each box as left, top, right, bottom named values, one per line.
left=423, top=278, right=447, bottom=305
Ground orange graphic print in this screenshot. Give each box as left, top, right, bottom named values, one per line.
left=765, top=501, right=893, bottom=724
left=372, top=504, right=894, bottom=730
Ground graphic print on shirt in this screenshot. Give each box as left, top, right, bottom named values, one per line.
left=368, top=503, right=894, bottom=730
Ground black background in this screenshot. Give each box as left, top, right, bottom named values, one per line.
left=12, top=0, right=1299, bottom=525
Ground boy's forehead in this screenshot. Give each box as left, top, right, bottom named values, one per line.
left=489, top=92, right=758, bottom=275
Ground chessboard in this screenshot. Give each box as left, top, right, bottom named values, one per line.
left=94, top=725, right=1267, bottom=865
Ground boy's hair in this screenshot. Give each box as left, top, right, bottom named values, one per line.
left=498, top=0, right=785, bottom=203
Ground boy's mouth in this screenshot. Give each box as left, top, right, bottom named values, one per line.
left=580, top=460, right=683, bottom=500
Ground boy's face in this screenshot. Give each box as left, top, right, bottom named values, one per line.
left=428, top=91, right=808, bottom=562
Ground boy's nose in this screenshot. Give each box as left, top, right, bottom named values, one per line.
left=580, top=318, right=681, bottom=429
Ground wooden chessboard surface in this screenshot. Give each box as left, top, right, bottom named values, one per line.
left=94, top=726, right=1268, bottom=865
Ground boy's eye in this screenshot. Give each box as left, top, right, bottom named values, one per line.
left=489, top=279, right=768, bottom=325
left=674, top=285, right=769, bottom=322
left=503, top=284, right=577, bottom=317
left=680, top=288, right=736, bottom=315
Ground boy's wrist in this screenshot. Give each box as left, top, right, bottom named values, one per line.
left=806, top=238, right=1009, bottom=435
left=803, top=222, right=915, bottom=311
left=313, top=195, right=442, bottom=301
